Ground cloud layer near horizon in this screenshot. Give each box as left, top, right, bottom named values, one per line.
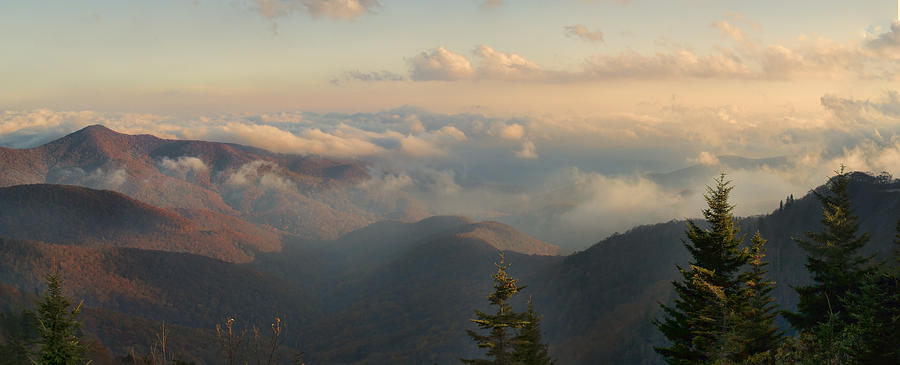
left=3, top=89, right=900, bottom=249
left=341, top=20, right=900, bottom=84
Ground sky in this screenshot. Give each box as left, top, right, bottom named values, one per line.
left=2, top=0, right=900, bottom=248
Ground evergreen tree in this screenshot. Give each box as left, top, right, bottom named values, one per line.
left=0, top=309, right=38, bottom=365
left=653, top=173, right=749, bottom=364
left=785, top=167, right=873, bottom=331
left=32, top=271, right=88, bottom=365
left=512, top=297, right=554, bottom=365
left=729, top=231, right=782, bottom=362
left=842, top=273, right=900, bottom=364
left=462, top=254, right=528, bottom=365
left=893, top=219, right=900, bottom=264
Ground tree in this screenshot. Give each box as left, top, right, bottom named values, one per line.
left=462, top=254, right=528, bottom=365
left=841, top=272, right=900, bottom=364
left=0, top=309, right=38, bottom=365
left=32, top=271, right=88, bottom=365
left=653, top=173, right=749, bottom=364
left=893, top=219, right=900, bottom=264
left=512, top=297, right=554, bottom=365
left=785, top=167, right=873, bottom=331
left=729, top=231, right=782, bottom=362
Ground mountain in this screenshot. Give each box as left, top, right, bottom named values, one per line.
left=0, top=235, right=315, bottom=363
left=300, top=227, right=562, bottom=364
left=2, top=127, right=899, bottom=364
left=529, top=172, right=900, bottom=364
left=0, top=184, right=282, bottom=263
left=0, top=183, right=559, bottom=364
left=0, top=125, right=418, bottom=240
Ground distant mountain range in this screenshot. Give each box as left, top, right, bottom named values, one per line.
left=0, top=125, right=416, bottom=240
left=0, top=127, right=898, bottom=364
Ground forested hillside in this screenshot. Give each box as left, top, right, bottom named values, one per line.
left=1, top=140, right=899, bottom=364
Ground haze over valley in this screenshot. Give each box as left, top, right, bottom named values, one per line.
left=2, top=1, right=900, bottom=364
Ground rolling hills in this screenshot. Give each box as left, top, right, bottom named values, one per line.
left=1, top=126, right=900, bottom=364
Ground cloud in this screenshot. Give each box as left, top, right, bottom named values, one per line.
left=498, top=123, right=525, bottom=140
left=820, top=91, right=900, bottom=123
left=395, top=18, right=899, bottom=83
left=407, top=47, right=476, bottom=81
left=435, top=125, right=468, bottom=141
left=226, top=160, right=295, bottom=191
left=47, top=167, right=128, bottom=190
left=0, top=110, right=108, bottom=148
left=515, top=140, right=538, bottom=159
left=564, top=25, right=604, bottom=43
left=688, top=151, right=721, bottom=166
left=583, top=49, right=754, bottom=79
left=407, top=45, right=545, bottom=81
left=253, top=0, right=377, bottom=32
left=330, top=70, right=405, bottom=85
left=304, top=0, right=378, bottom=19
left=866, top=21, right=900, bottom=59
left=204, top=122, right=385, bottom=158
left=473, top=45, right=544, bottom=80
left=6, top=94, right=900, bottom=249
left=159, top=156, right=208, bottom=173
left=713, top=20, right=749, bottom=46
left=557, top=169, right=695, bottom=242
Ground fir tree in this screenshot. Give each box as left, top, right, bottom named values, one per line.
left=0, top=310, right=38, bottom=365
left=512, top=297, right=554, bottom=365
left=462, top=254, right=528, bottom=365
left=653, top=173, right=749, bottom=364
left=842, top=273, right=900, bottom=364
left=32, top=271, right=88, bottom=365
left=893, top=219, right=900, bottom=264
left=729, top=231, right=782, bottom=362
left=785, top=167, right=873, bottom=331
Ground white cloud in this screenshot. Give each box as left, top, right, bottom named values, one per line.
left=498, top=123, right=525, bottom=140
left=407, top=47, right=476, bottom=81
left=473, top=45, right=544, bottom=80
left=6, top=94, right=900, bottom=249
left=689, top=151, right=721, bottom=166
left=560, top=169, right=695, bottom=238
left=515, top=140, right=538, bottom=159
left=584, top=49, right=754, bottom=79
left=255, top=0, right=378, bottom=20
left=226, top=160, right=295, bottom=191
left=331, top=70, right=405, bottom=85
left=564, top=25, right=604, bottom=43
left=866, top=21, right=900, bottom=59
left=435, top=125, right=467, bottom=141
left=396, top=19, right=898, bottom=83
left=48, top=167, right=128, bottom=190
left=205, top=122, right=385, bottom=158
left=159, top=156, right=208, bottom=173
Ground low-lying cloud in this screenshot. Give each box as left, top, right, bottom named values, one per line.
left=159, top=156, right=208, bottom=173
left=2, top=89, right=900, bottom=249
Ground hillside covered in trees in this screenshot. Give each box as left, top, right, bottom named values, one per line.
left=1, top=128, right=900, bottom=364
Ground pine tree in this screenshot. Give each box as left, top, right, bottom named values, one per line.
left=32, top=271, right=88, bottom=365
left=653, top=173, right=749, bottom=364
left=512, top=297, right=554, bottom=365
left=729, top=231, right=782, bottom=362
left=462, top=254, right=528, bottom=365
left=785, top=167, right=873, bottom=331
